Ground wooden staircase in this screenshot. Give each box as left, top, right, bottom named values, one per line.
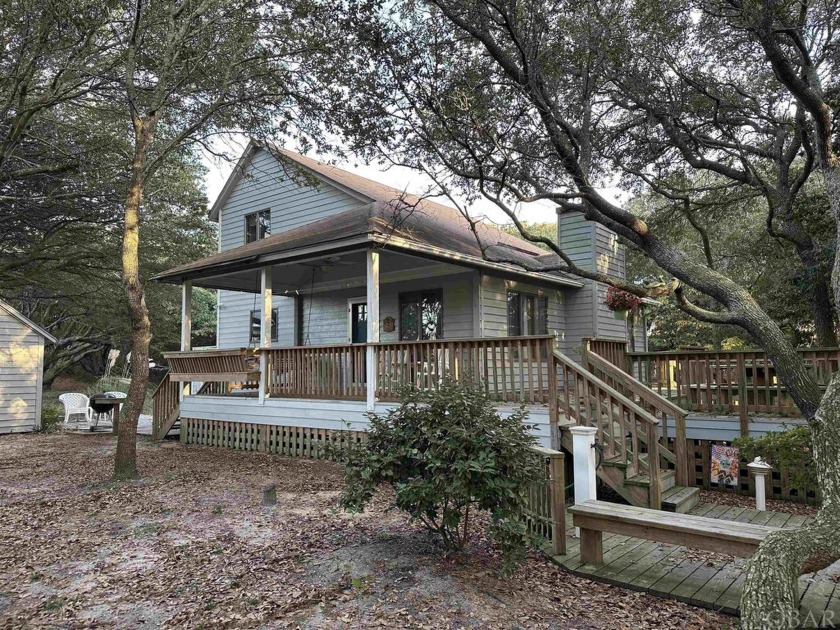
left=553, top=348, right=699, bottom=513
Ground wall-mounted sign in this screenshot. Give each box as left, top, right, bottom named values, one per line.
left=383, top=316, right=396, bottom=333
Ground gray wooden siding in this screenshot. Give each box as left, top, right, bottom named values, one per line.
left=218, top=291, right=295, bottom=349
left=299, top=273, right=475, bottom=346
left=0, top=312, right=44, bottom=432
left=215, top=146, right=368, bottom=347
left=180, top=395, right=552, bottom=447
left=558, top=211, right=630, bottom=352
left=479, top=274, right=565, bottom=340
left=219, top=147, right=364, bottom=252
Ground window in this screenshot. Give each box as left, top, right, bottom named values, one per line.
left=507, top=291, right=548, bottom=336
left=245, top=209, right=271, bottom=243
left=399, top=290, right=443, bottom=340
left=249, top=308, right=279, bottom=344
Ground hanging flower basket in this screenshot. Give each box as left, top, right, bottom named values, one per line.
left=604, top=286, right=642, bottom=317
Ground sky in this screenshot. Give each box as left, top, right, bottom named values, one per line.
left=200, top=138, right=561, bottom=227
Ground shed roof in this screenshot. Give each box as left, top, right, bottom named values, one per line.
left=0, top=299, right=57, bottom=343
left=160, top=144, right=581, bottom=288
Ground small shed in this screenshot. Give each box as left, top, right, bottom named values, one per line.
left=0, top=299, right=56, bottom=433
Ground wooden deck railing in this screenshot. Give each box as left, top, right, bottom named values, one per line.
left=265, top=344, right=367, bottom=400
left=626, top=347, right=840, bottom=424
left=374, top=336, right=555, bottom=403
left=584, top=337, right=628, bottom=370
left=523, top=446, right=566, bottom=555
left=151, top=372, right=180, bottom=440
left=585, top=349, right=689, bottom=486
left=554, top=349, right=663, bottom=508
left=162, top=348, right=260, bottom=382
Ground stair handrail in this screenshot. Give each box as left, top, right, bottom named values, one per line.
left=554, top=349, right=663, bottom=508
left=554, top=349, right=660, bottom=426
left=585, top=349, right=689, bottom=487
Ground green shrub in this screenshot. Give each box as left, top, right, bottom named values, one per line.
left=40, top=404, right=63, bottom=433
left=734, top=425, right=815, bottom=490
left=338, top=377, right=541, bottom=571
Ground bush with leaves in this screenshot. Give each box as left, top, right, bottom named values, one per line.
left=734, top=426, right=816, bottom=493
left=40, top=404, right=63, bottom=433
left=339, top=377, right=542, bottom=569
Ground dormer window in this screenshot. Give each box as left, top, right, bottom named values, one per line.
left=245, top=209, right=271, bottom=243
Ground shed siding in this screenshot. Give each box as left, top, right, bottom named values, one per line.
left=217, top=147, right=365, bottom=348
left=0, top=311, right=44, bottom=432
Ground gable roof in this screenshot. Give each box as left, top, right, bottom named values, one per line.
left=162, top=144, right=582, bottom=288
left=0, top=299, right=57, bottom=343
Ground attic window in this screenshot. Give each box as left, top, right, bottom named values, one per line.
left=245, top=209, right=271, bottom=243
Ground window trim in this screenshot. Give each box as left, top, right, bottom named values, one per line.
left=507, top=290, right=549, bottom=337
left=249, top=307, right=280, bottom=344
left=244, top=208, right=271, bottom=244
left=398, top=289, right=444, bottom=341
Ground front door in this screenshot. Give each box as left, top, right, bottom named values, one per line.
left=350, top=301, right=367, bottom=344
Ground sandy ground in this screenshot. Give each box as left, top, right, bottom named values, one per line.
left=0, top=433, right=734, bottom=629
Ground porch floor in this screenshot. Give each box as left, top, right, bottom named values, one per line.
left=547, top=503, right=835, bottom=623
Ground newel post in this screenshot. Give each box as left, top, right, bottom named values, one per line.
left=366, top=249, right=380, bottom=410
left=259, top=266, right=272, bottom=405
left=748, top=457, right=772, bottom=511
left=180, top=280, right=192, bottom=400
left=570, top=425, right=598, bottom=536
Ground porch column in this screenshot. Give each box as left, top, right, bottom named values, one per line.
left=366, top=249, right=380, bottom=410
left=259, top=266, right=272, bottom=404
left=180, top=281, right=192, bottom=400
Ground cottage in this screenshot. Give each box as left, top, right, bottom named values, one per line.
left=0, top=299, right=56, bottom=433
left=152, top=143, right=698, bottom=511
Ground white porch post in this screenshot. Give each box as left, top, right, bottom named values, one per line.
left=366, top=249, right=380, bottom=410
left=259, top=266, right=272, bottom=404
left=180, top=280, right=192, bottom=400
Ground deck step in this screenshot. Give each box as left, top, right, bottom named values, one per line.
left=624, top=469, right=675, bottom=489
left=661, top=485, right=701, bottom=513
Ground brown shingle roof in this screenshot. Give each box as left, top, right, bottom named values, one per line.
left=156, top=146, right=580, bottom=287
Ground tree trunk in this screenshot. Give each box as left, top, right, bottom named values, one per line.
left=741, top=375, right=840, bottom=629
left=796, top=245, right=836, bottom=346
left=113, top=115, right=156, bottom=481
left=741, top=163, right=840, bottom=630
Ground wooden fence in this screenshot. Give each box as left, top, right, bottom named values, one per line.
left=682, top=438, right=820, bottom=505
left=626, top=348, right=840, bottom=425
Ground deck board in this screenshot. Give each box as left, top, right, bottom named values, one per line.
left=547, top=503, right=826, bottom=620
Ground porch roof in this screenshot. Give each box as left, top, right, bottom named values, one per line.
left=154, top=148, right=585, bottom=289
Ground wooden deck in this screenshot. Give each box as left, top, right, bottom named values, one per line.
left=547, top=503, right=838, bottom=625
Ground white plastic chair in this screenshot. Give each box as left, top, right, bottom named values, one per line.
left=58, top=393, right=93, bottom=427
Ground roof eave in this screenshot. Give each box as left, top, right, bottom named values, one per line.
left=371, top=234, right=585, bottom=289
left=0, top=300, right=58, bottom=343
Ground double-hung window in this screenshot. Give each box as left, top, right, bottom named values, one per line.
left=507, top=291, right=548, bottom=336
left=249, top=308, right=279, bottom=344
left=399, top=289, right=443, bottom=340
left=245, top=209, right=271, bottom=244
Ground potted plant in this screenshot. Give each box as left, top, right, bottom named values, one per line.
left=604, top=286, right=642, bottom=320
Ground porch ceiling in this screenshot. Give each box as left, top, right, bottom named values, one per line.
left=162, top=248, right=579, bottom=294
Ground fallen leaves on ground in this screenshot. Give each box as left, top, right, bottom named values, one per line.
left=0, top=433, right=735, bottom=628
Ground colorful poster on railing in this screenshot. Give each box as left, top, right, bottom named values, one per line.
left=710, top=444, right=740, bottom=486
